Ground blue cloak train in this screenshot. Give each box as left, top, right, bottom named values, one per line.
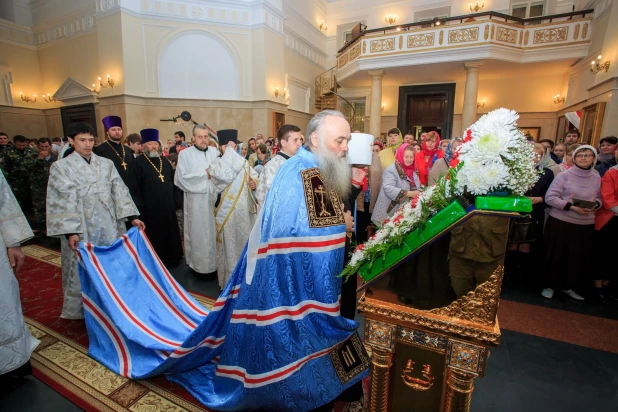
left=77, top=147, right=369, bottom=411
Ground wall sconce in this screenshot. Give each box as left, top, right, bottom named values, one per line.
left=99, top=74, right=115, bottom=89
left=43, top=93, right=56, bottom=103
left=274, top=87, right=289, bottom=100
left=385, top=15, right=396, bottom=25
left=381, top=105, right=385, bottom=111
left=477, top=99, right=486, bottom=108
left=92, top=83, right=100, bottom=95
left=590, top=55, right=610, bottom=74
left=434, top=18, right=441, bottom=26
left=319, top=21, right=327, bottom=31
left=470, top=1, right=485, bottom=12
left=19, top=92, right=36, bottom=103
left=553, top=94, right=565, bottom=104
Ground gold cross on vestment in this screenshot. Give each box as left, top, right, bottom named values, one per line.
left=121, top=161, right=127, bottom=170
left=158, top=174, right=164, bottom=182
left=314, top=185, right=332, bottom=217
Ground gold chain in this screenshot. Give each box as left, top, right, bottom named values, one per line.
left=105, top=140, right=127, bottom=169
left=143, top=155, right=165, bottom=182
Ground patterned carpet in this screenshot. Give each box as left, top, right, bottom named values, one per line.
left=18, top=245, right=215, bottom=412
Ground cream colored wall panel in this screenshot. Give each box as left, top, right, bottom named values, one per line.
left=44, top=108, right=63, bottom=138
left=0, top=106, right=48, bottom=138
left=286, top=109, right=313, bottom=134
left=0, top=42, right=43, bottom=108
left=96, top=12, right=125, bottom=95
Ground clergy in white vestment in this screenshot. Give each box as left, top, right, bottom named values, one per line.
left=255, top=124, right=303, bottom=207
left=0, top=173, right=40, bottom=377
left=213, top=129, right=258, bottom=288
left=174, top=125, right=246, bottom=277
left=46, top=122, right=143, bottom=320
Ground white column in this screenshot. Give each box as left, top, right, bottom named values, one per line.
left=368, top=69, right=385, bottom=138
left=461, top=61, right=483, bottom=136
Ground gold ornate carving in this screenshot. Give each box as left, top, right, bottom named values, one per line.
left=337, top=53, right=348, bottom=68
left=362, top=40, right=366, bottom=54
left=533, top=27, right=568, bottom=44
left=407, top=33, right=435, bottom=48
left=439, top=30, right=444, bottom=45
left=491, top=24, right=495, bottom=40
left=349, top=43, right=361, bottom=60
left=446, top=341, right=484, bottom=374
left=582, top=22, right=589, bottom=38
left=519, top=30, right=523, bottom=45
left=370, top=38, right=395, bottom=52
left=448, top=28, right=479, bottom=43
left=401, top=360, right=435, bottom=391
left=484, top=25, right=489, bottom=40
left=399, top=35, right=403, bottom=49
left=444, top=369, right=476, bottom=411
left=573, top=23, right=580, bottom=40
left=496, top=27, right=517, bottom=44
left=369, top=347, right=392, bottom=412
left=366, top=320, right=396, bottom=350
left=428, top=270, right=503, bottom=326
left=524, top=30, right=529, bottom=45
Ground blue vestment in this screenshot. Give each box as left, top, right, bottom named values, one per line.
left=77, top=147, right=368, bottom=411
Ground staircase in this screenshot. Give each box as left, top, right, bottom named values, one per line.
left=314, top=66, right=339, bottom=111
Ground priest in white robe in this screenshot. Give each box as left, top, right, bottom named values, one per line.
left=213, top=129, right=258, bottom=288
left=0, top=173, right=40, bottom=377
left=46, top=122, right=143, bottom=320
left=174, top=125, right=245, bottom=277
left=255, top=124, right=303, bottom=206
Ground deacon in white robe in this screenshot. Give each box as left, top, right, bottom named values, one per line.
left=255, top=125, right=303, bottom=207
left=174, top=126, right=245, bottom=276
left=0, top=173, right=40, bottom=375
left=47, top=122, right=141, bottom=320
left=213, top=144, right=258, bottom=288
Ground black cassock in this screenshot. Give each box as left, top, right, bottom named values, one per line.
left=128, top=155, right=183, bottom=267
left=94, top=140, right=135, bottom=187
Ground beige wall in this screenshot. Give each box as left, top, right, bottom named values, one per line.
left=286, top=109, right=314, bottom=135
left=0, top=105, right=49, bottom=138
left=0, top=42, right=43, bottom=108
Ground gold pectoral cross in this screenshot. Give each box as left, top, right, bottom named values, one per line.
left=158, top=174, right=164, bottom=182
left=315, top=185, right=332, bottom=217
left=121, top=161, right=127, bottom=170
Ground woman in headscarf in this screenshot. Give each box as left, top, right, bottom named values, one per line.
left=428, top=137, right=462, bottom=186
left=371, top=143, right=421, bottom=226
left=415, top=131, right=444, bottom=186
left=254, top=143, right=270, bottom=167
left=237, top=142, right=248, bottom=159
left=542, top=145, right=601, bottom=301
left=505, top=143, right=554, bottom=286
left=378, top=128, right=403, bottom=170
left=595, top=136, right=617, bottom=177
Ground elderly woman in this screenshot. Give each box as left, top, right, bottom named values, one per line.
left=371, top=144, right=421, bottom=226
left=594, top=145, right=618, bottom=302
left=595, top=136, right=617, bottom=177
left=428, top=137, right=462, bottom=186
left=237, top=142, right=248, bottom=158
left=415, top=131, right=444, bottom=186
left=542, top=145, right=602, bottom=301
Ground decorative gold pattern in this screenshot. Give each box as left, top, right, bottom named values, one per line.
left=370, top=38, right=395, bottom=52
left=398, top=35, right=402, bottom=49
left=362, top=40, right=366, bottom=54
left=484, top=25, right=489, bottom=40
left=573, top=23, right=580, bottom=40
left=582, top=22, right=589, bottom=38
left=109, top=381, right=150, bottom=408
left=129, top=392, right=185, bottom=411
left=439, top=30, right=444, bottom=45
left=369, top=347, right=392, bottom=412
left=337, top=53, right=348, bottom=68
left=301, top=167, right=345, bottom=228
left=349, top=43, right=361, bottom=60
left=524, top=30, right=529, bottom=45
left=446, top=341, right=484, bottom=374
left=533, top=27, right=568, bottom=44
left=428, top=270, right=503, bottom=326
left=491, top=25, right=495, bottom=40
left=449, top=28, right=479, bottom=43
left=366, top=320, right=396, bottom=350
left=444, top=369, right=476, bottom=411
left=519, top=30, right=523, bottom=45
left=407, top=33, right=435, bottom=48
left=329, top=332, right=370, bottom=385
left=496, top=27, right=517, bottom=44
left=401, top=360, right=435, bottom=391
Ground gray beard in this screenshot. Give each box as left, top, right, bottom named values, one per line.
left=147, top=151, right=160, bottom=158
left=315, top=147, right=351, bottom=200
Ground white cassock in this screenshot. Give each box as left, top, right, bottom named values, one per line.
left=46, top=152, right=138, bottom=319
left=255, top=153, right=287, bottom=207
left=174, top=146, right=244, bottom=274
left=0, top=173, right=39, bottom=374
left=214, top=150, right=258, bottom=288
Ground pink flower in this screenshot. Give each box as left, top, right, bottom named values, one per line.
left=355, top=244, right=365, bottom=252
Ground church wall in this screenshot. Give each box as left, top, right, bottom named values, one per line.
left=0, top=105, right=48, bottom=138
left=284, top=50, right=323, bottom=114
left=0, top=41, right=43, bottom=108
left=286, top=109, right=314, bottom=135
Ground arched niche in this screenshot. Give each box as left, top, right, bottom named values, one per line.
left=158, top=31, right=240, bottom=99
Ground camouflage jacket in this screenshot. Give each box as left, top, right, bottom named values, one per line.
left=0, top=146, right=39, bottom=185
left=28, top=152, right=58, bottom=190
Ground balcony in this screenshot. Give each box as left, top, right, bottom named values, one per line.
left=335, top=10, right=594, bottom=82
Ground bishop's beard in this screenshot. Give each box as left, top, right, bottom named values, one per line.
left=315, top=147, right=351, bottom=200
left=147, top=151, right=160, bottom=158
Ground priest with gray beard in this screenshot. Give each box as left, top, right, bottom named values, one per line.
left=127, top=129, right=183, bottom=267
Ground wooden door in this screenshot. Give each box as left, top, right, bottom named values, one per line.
left=61, top=103, right=97, bottom=138
left=397, top=84, right=455, bottom=139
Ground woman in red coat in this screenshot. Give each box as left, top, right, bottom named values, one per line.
left=594, top=149, right=618, bottom=302
left=415, top=131, right=444, bottom=186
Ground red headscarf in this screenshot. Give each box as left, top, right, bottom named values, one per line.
left=415, top=131, right=444, bottom=185
left=373, top=141, right=384, bottom=151
left=395, top=143, right=416, bottom=180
